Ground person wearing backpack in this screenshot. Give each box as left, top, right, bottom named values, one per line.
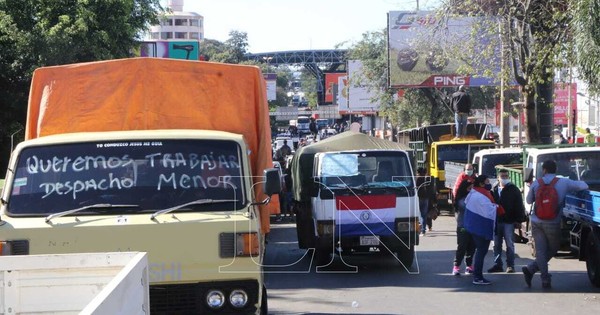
left=523, top=160, right=588, bottom=289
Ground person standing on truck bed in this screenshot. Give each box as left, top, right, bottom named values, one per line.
left=451, top=85, right=472, bottom=139
left=523, top=160, right=588, bottom=289
left=488, top=169, right=527, bottom=274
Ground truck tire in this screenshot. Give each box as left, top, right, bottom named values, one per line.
left=314, top=245, right=332, bottom=267
left=395, top=245, right=414, bottom=268
left=585, top=235, right=600, bottom=287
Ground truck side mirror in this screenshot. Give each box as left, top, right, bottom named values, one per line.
left=263, top=168, right=282, bottom=197
left=523, top=167, right=534, bottom=183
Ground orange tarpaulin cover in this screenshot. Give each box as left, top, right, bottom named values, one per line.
left=26, top=58, right=277, bottom=232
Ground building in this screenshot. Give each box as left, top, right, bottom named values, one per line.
left=146, top=0, right=204, bottom=41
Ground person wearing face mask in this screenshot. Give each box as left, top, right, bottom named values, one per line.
left=487, top=169, right=527, bottom=274
left=453, top=163, right=476, bottom=202
left=464, top=175, right=504, bottom=285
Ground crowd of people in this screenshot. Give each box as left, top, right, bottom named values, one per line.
left=442, top=160, right=588, bottom=286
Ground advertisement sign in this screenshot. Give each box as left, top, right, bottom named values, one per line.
left=554, top=83, right=577, bottom=125
left=337, top=76, right=349, bottom=113
left=325, top=73, right=346, bottom=103
left=263, top=73, right=277, bottom=101
left=388, top=11, right=498, bottom=88
left=347, top=60, right=380, bottom=114
left=140, top=41, right=200, bottom=60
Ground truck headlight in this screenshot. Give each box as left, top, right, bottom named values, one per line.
left=206, top=290, right=225, bottom=309
left=317, top=222, right=334, bottom=235
left=397, top=221, right=416, bottom=232
left=229, top=289, right=249, bottom=308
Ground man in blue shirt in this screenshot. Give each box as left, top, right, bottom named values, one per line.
left=523, top=160, right=588, bottom=288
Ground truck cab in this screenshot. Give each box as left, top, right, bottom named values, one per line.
left=0, top=130, right=278, bottom=314
left=308, top=149, right=418, bottom=267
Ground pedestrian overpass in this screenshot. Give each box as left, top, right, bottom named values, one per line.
left=245, top=50, right=348, bottom=105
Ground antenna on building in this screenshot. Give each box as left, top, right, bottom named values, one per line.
left=168, top=0, right=184, bottom=12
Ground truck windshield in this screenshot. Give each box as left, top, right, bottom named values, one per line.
left=320, top=152, right=413, bottom=190
left=437, top=144, right=495, bottom=170
left=481, top=153, right=522, bottom=177
left=536, top=152, right=600, bottom=183
left=7, top=139, right=246, bottom=216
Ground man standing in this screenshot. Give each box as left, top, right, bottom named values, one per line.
left=416, top=167, right=432, bottom=236
left=451, top=85, right=471, bottom=139
left=274, top=140, right=292, bottom=162
left=488, top=169, right=527, bottom=274
left=523, top=160, right=588, bottom=288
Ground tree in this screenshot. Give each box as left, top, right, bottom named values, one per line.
left=0, top=0, right=163, bottom=170
left=573, top=0, right=600, bottom=93
left=440, top=0, right=571, bottom=144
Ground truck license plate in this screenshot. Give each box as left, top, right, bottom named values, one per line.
left=359, top=236, right=380, bottom=246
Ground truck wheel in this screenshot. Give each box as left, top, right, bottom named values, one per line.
left=585, top=235, right=600, bottom=287
left=260, top=285, right=268, bottom=314
left=314, top=246, right=331, bottom=266
left=395, top=245, right=414, bottom=268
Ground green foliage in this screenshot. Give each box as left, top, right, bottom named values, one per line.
left=574, top=0, right=600, bottom=94
left=0, top=0, right=163, bottom=169
left=439, top=0, right=572, bottom=143
left=199, top=30, right=249, bottom=64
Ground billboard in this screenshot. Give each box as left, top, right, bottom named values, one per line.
left=347, top=60, right=380, bottom=114
left=554, top=83, right=577, bottom=125
left=325, top=73, right=346, bottom=103
left=337, top=76, right=348, bottom=113
left=388, top=11, right=499, bottom=88
left=263, top=73, right=277, bottom=101
left=140, top=41, right=200, bottom=60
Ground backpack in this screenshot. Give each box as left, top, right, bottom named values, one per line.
left=535, top=177, right=560, bottom=220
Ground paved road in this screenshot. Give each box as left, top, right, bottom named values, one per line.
left=264, top=214, right=600, bottom=315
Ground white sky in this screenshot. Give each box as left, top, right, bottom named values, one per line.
left=177, top=0, right=441, bottom=53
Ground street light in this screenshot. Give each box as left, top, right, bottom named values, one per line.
left=511, top=102, right=525, bottom=144
left=11, top=128, right=23, bottom=152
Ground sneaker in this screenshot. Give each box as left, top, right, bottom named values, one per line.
left=506, top=267, right=515, bottom=273
left=452, top=266, right=460, bottom=276
left=419, top=232, right=426, bottom=237
left=522, top=266, right=533, bottom=288
left=472, top=278, right=492, bottom=285
left=465, top=266, right=474, bottom=275
left=487, top=265, right=504, bottom=273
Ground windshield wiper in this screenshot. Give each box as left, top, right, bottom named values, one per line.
left=45, top=203, right=140, bottom=223
left=150, top=199, right=238, bottom=220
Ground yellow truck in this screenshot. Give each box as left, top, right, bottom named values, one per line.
left=0, top=58, right=279, bottom=314
left=397, top=123, right=496, bottom=210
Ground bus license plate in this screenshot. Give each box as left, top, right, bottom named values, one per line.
left=360, top=236, right=380, bottom=246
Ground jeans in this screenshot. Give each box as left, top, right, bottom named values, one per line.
left=419, top=198, right=429, bottom=233
left=493, top=222, right=515, bottom=268
left=454, top=227, right=475, bottom=267
left=455, top=112, right=469, bottom=137
left=525, top=221, right=561, bottom=283
left=472, top=233, right=491, bottom=280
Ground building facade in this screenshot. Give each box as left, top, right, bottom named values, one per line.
left=147, top=0, right=204, bottom=41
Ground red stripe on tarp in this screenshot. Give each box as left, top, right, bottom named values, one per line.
left=336, top=195, right=396, bottom=211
